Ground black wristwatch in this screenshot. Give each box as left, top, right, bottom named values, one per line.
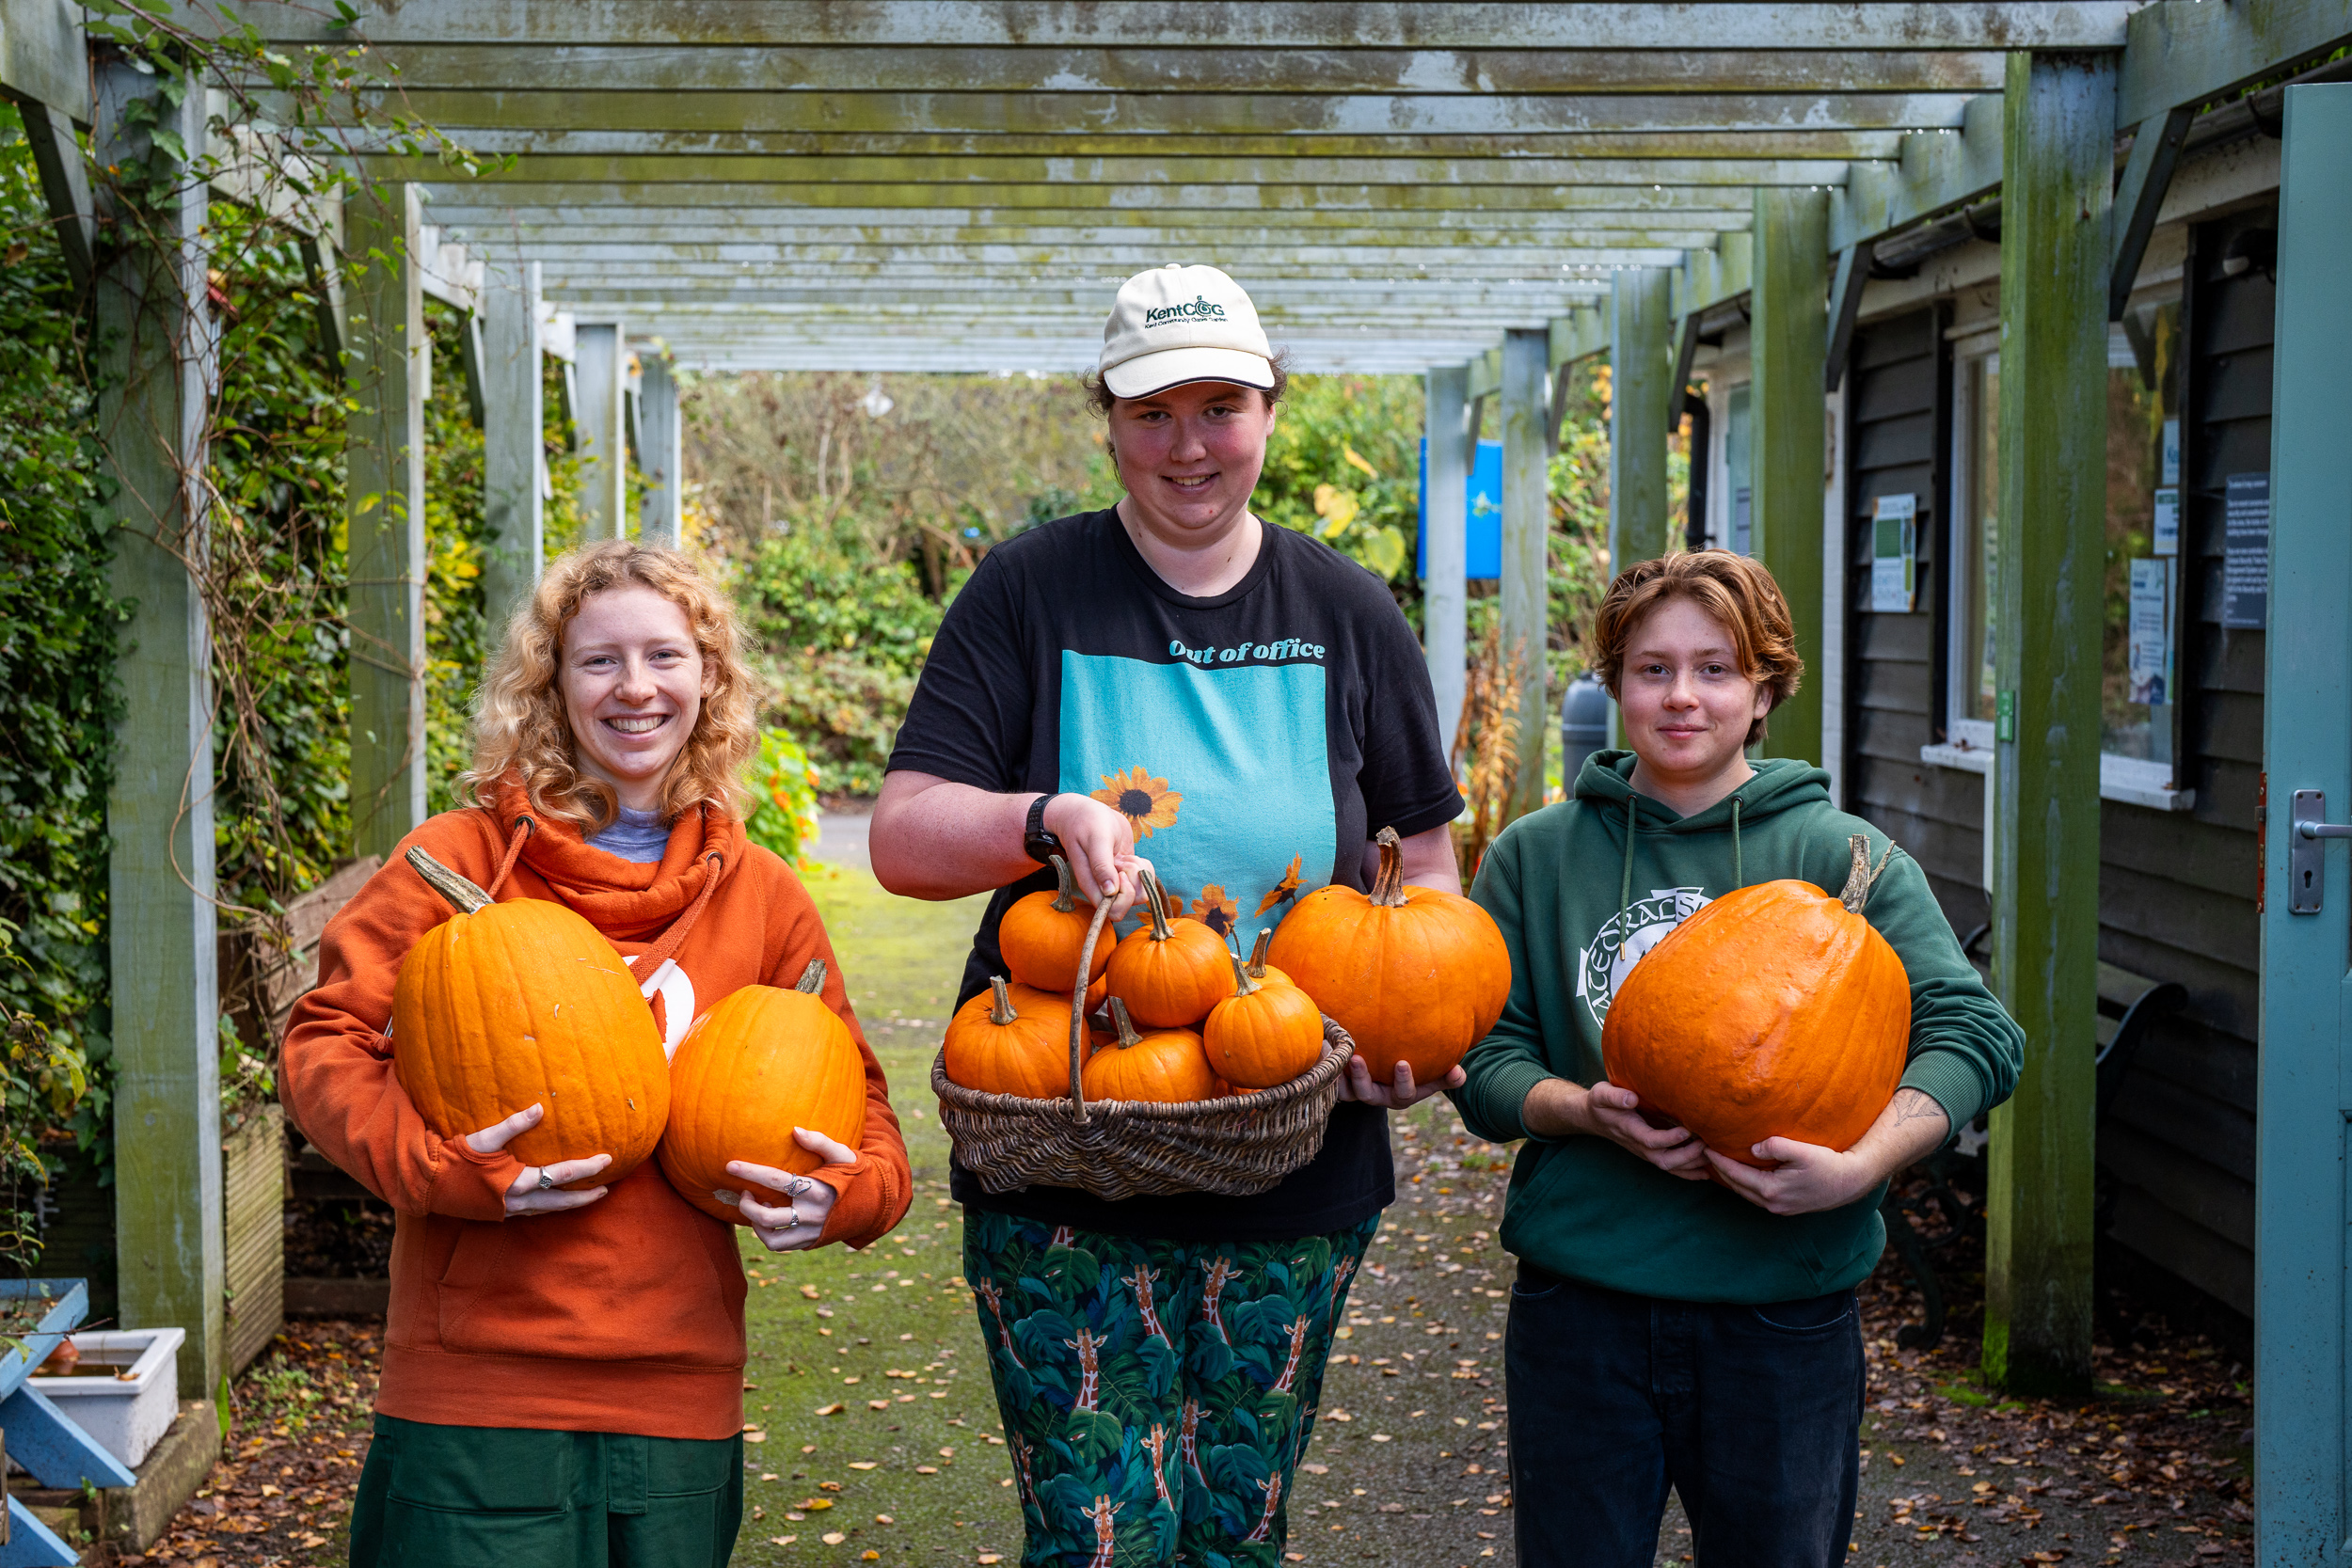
left=1023, top=793, right=1065, bottom=865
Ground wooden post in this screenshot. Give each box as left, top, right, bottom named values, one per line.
left=1422, top=363, right=1470, bottom=763
left=1609, top=267, right=1674, bottom=570
left=573, top=321, right=628, bottom=539
left=343, top=181, right=427, bottom=862
left=92, top=58, right=225, bottom=1402
left=2255, top=81, right=2352, bottom=1562
left=637, top=350, right=682, bottom=546
left=1500, top=327, right=1549, bottom=818
left=480, top=256, right=543, bottom=632
left=1983, top=48, right=2113, bottom=1400
left=1749, top=187, right=1829, bottom=766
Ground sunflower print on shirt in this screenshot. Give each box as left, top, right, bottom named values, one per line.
left=1253, top=857, right=1303, bottom=917
left=1094, top=768, right=1183, bottom=839
left=1190, top=885, right=1240, bottom=941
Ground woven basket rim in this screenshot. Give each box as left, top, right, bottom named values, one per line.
left=933, top=1017, right=1354, bottom=1123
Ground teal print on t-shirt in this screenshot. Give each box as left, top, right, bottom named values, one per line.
left=1057, top=650, right=1337, bottom=944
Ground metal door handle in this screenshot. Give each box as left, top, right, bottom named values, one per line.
left=2290, top=790, right=2352, bottom=913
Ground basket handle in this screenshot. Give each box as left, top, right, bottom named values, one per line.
left=1064, top=861, right=1117, bottom=1127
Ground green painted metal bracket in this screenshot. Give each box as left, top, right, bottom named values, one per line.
left=1465, top=346, right=1502, bottom=403
left=15, top=97, right=92, bottom=291
left=2107, top=103, right=2195, bottom=320
left=1825, top=239, right=1875, bottom=392
left=1668, top=309, right=1702, bottom=433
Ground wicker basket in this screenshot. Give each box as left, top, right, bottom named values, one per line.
left=933, top=876, right=1355, bottom=1200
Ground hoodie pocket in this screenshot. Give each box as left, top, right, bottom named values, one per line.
left=436, top=1166, right=746, bottom=1366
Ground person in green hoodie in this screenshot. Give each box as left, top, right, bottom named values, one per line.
left=1453, top=550, right=2022, bottom=1568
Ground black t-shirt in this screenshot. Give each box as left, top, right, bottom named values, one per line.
left=890, top=508, right=1461, bottom=1242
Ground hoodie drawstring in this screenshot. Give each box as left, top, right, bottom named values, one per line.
left=632, top=849, right=728, bottom=986
left=1616, top=797, right=1638, bottom=961
left=1732, top=797, right=1743, bottom=890
left=485, top=815, right=535, bottom=897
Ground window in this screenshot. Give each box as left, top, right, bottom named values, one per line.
left=1936, top=306, right=2188, bottom=809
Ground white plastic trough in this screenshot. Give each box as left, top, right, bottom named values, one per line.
left=25, top=1325, right=186, bottom=1469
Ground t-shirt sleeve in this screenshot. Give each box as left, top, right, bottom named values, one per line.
left=886, top=548, right=1033, bottom=790
left=1355, top=578, right=1464, bottom=841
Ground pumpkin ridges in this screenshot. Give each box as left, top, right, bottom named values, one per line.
left=1105, top=869, right=1235, bottom=1028
left=660, top=983, right=866, bottom=1225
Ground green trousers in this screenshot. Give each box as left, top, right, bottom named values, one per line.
left=347, top=1415, right=742, bottom=1568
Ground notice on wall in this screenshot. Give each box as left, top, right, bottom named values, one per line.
left=2127, top=558, right=2172, bottom=705
left=2221, top=472, right=2270, bottom=630
left=1869, top=493, right=1918, bottom=612
left=2161, top=418, right=2182, bottom=486
left=2152, top=487, right=2180, bottom=557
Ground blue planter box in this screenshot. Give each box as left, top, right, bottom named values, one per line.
left=0, top=1279, right=137, bottom=1565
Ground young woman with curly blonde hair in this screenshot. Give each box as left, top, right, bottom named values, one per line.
left=285, top=539, right=910, bottom=1567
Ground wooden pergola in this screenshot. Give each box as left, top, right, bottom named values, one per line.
left=6, top=1, right=2351, bottom=1551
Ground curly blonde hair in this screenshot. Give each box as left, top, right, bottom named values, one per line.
left=462, top=540, right=758, bottom=833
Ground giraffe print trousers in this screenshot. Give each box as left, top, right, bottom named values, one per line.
left=961, top=1210, right=1379, bottom=1568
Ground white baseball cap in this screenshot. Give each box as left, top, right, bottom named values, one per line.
left=1098, top=263, right=1277, bottom=400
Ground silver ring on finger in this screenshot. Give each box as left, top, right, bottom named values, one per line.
left=781, top=1207, right=798, bottom=1229
left=536, top=1168, right=556, bottom=1191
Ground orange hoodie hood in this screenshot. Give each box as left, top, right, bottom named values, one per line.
left=281, top=789, right=910, bottom=1440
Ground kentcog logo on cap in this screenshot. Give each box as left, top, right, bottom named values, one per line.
left=1099, top=263, right=1276, bottom=400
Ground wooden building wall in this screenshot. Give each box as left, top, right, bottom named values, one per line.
left=1841, top=208, right=2274, bottom=1322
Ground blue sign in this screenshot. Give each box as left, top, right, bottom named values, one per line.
left=1415, top=437, right=1505, bottom=579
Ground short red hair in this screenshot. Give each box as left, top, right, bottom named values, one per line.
left=1587, top=550, right=1804, bottom=747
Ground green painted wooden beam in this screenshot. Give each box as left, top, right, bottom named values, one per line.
left=1549, top=307, right=1611, bottom=371
left=1748, top=186, right=1828, bottom=768
left=222, top=2, right=2140, bottom=51
left=426, top=187, right=1758, bottom=219
left=1982, top=48, right=2113, bottom=1402
left=637, top=351, right=682, bottom=546
left=1610, top=268, right=1675, bottom=571
left=2107, top=103, right=2194, bottom=320
left=523, top=251, right=1689, bottom=279
left=2117, top=0, right=2352, bottom=126
left=91, top=57, right=225, bottom=1402
left=571, top=320, right=628, bottom=540
left=480, top=256, right=542, bottom=631
left=1500, top=327, right=1549, bottom=820
left=371, top=87, right=1974, bottom=137
left=1423, top=364, right=1470, bottom=763
left=358, top=125, right=1915, bottom=162
left=437, top=219, right=1755, bottom=249
left=0, top=0, right=91, bottom=125
left=16, top=97, right=94, bottom=289
left=304, top=42, right=2015, bottom=97
left=363, top=152, right=1856, bottom=187
left=344, top=181, right=429, bottom=863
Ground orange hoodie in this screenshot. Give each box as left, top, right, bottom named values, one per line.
left=281, top=784, right=910, bottom=1440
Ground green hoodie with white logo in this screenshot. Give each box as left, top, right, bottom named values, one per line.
left=1452, top=751, right=2024, bottom=1304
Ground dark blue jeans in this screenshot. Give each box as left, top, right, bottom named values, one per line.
left=1505, top=1262, right=1865, bottom=1568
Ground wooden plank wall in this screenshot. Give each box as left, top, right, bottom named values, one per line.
left=1841, top=307, right=1980, bottom=930
left=2096, top=201, right=2274, bottom=1323
left=1841, top=210, right=2272, bottom=1325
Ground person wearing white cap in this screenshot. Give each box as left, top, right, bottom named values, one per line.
left=871, top=264, right=1466, bottom=1562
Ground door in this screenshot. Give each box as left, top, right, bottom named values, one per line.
left=2256, top=82, right=2352, bottom=1564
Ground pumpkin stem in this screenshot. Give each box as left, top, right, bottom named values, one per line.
left=987, top=974, right=1018, bottom=1027
left=1368, top=826, right=1408, bottom=908
left=1136, top=868, right=1176, bottom=941
left=406, top=847, right=494, bottom=915
left=1246, top=927, right=1275, bottom=979
left=1047, top=854, right=1079, bottom=914
left=1839, top=834, right=1899, bottom=914
left=796, top=959, right=828, bottom=995
left=1227, top=948, right=1260, bottom=999
left=1106, top=996, right=1144, bottom=1050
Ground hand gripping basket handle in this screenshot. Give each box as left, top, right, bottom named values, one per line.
left=1059, top=855, right=1120, bottom=1128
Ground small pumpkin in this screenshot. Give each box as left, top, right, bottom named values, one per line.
left=1603, top=834, right=1911, bottom=1166
left=1000, top=854, right=1116, bottom=992
left=1080, top=997, right=1216, bottom=1104
left=391, top=847, right=670, bottom=1186
left=1242, top=927, right=1293, bottom=990
left=660, top=959, right=869, bottom=1224
left=943, top=974, right=1082, bottom=1100
left=1266, top=827, right=1511, bottom=1084
left=1104, top=870, right=1234, bottom=1027
left=1203, top=950, right=1326, bottom=1089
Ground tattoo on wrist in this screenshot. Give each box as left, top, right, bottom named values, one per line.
left=1891, top=1090, right=1945, bottom=1126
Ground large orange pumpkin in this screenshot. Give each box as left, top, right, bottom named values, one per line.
left=1080, top=998, right=1216, bottom=1104
left=999, top=855, right=1116, bottom=993
left=942, top=975, right=1083, bottom=1100
left=1265, top=827, right=1510, bottom=1083
left=1203, top=951, right=1326, bottom=1089
left=660, top=959, right=869, bottom=1224
left=391, top=847, right=668, bottom=1186
left=1104, top=871, right=1233, bottom=1028
left=1602, top=834, right=1911, bottom=1166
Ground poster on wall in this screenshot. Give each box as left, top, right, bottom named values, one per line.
left=1869, top=493, right=1918, bottom=612
left=2127, top=558, right=2172, bottom=705
left=2221, top=472, right=2270, bottom=630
